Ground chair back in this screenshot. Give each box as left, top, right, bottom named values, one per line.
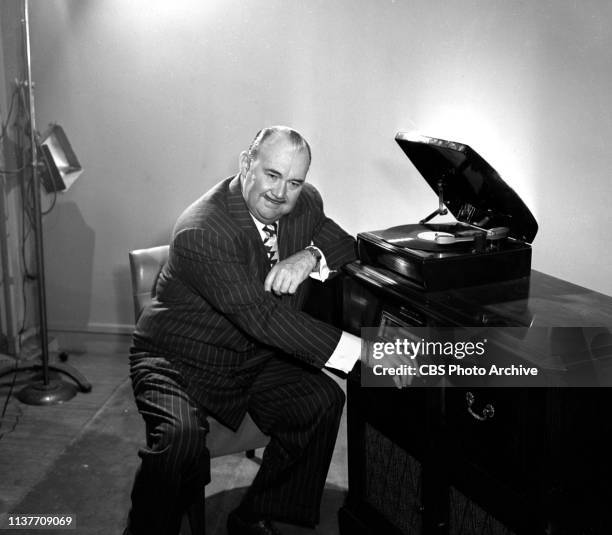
left=128, top=245, right=170, bottom=321
left=127, top=243, right=270, bottom=458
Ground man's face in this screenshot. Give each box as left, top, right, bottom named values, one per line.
left=240, top=135, right=309, bottom=224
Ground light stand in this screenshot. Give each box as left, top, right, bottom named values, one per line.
left=0, top=0, right=91, bottom=404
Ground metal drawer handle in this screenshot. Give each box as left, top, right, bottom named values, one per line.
left=465, top=391, right=495, bottom=421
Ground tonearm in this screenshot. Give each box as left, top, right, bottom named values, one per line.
left=419, top=178, right=448, bottom=224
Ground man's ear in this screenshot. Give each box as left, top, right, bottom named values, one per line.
left=239, top=151, right=250, bottom=177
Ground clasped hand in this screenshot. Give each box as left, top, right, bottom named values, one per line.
left=264, top=250, right=317, bottom=296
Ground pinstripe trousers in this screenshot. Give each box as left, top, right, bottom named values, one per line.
left=126, top=352, right=345, bottom=535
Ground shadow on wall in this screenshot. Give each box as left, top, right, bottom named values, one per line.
left=44, top=200, right=95, bottom=334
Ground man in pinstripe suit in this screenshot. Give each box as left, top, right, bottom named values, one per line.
left=125, top=126, right=364, bottom=535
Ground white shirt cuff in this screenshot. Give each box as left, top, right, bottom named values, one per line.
left=308, top=245, right=332, bottom=282
left=325, top=331, right=362, bottom=373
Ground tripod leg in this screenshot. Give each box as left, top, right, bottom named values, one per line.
left=0, top=362, right=91, bottom=392
left=47, top=362, right=92, bottom=392
left=0, top=363, right=36, bottom=381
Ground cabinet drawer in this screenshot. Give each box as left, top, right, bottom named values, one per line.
left=444, top=387, right=542, bottom=494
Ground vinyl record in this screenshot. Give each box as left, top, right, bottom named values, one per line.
left=379, top=224, right=480, bottom=252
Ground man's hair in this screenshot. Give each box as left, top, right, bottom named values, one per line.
left=246, top=126, right=312, bottom=166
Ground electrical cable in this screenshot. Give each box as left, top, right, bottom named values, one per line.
left=0, top=358, right=22, bottom=441
left=40, top=154, right=57, bottom=215
left=0, top=88, right=24, bottom=175
left=0, top=165, right=27, bottom=175
left=0, top=44, right=35, bottom=427
left=0, top=85, right=19, bottom=143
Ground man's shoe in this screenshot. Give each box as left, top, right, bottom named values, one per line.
left=227, top=510, right=282, bottom=535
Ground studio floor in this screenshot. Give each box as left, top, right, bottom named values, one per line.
left=0, top=333, right=349, bottom=535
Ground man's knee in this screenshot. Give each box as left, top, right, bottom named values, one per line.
left=144, top=416, right=209, bottom=470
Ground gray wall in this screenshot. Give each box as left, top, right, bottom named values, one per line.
left=17, top=0, right=612, bottom=333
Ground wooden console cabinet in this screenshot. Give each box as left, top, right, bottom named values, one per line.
left=339, top=263, right=612, bottom=535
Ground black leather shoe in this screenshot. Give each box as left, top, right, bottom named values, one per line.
left=227, top=510, right=282, bottom=535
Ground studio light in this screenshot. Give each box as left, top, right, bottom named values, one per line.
left=39, top=124, right=83, bottom=193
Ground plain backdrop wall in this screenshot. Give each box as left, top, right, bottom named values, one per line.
left=19, top=0, right=612, bottom=333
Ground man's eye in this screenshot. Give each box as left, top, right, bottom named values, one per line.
left=289, top=181, right=302, bottom=189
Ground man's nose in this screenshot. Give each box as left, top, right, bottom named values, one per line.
left=270, top=180, right=287, bottom=199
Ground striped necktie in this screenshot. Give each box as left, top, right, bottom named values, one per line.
left=262, top=223, right=279, bottom=267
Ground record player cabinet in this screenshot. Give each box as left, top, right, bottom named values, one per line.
left=338, top=262, right=612, bottom=535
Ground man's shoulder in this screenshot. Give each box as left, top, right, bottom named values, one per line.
left=295, top=182, right=324, bottom=213
left=173, top=176, right=235, bottom=235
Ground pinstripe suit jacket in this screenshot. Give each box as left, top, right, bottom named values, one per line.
left=133, top=174, right=357, bottom=429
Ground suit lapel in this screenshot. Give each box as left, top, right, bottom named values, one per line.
left=277, top=197, right=312, bottom=310
left=278, top=194, right=308, bottom=261
left=226, top=175, right=269, bottom=277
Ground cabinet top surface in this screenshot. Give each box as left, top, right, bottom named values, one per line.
left=346, top=262, right=612, bottom=328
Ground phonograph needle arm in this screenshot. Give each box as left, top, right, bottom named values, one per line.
left=419, top=178, right=448, bottom=224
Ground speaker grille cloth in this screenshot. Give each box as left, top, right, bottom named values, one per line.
left=363, top=422, right=423, bottom=534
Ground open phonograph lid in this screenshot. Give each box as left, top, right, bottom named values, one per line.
left=395, top=132, right=538, bottom=243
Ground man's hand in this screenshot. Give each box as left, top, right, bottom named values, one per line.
left=264, top=249, right=317, bottom=295
left=385, top=353, right=415, bottom=389
left=363, top=349, right=415, bottom=389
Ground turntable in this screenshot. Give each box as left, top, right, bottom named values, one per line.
left=358, top=132, right=538, bottom=291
